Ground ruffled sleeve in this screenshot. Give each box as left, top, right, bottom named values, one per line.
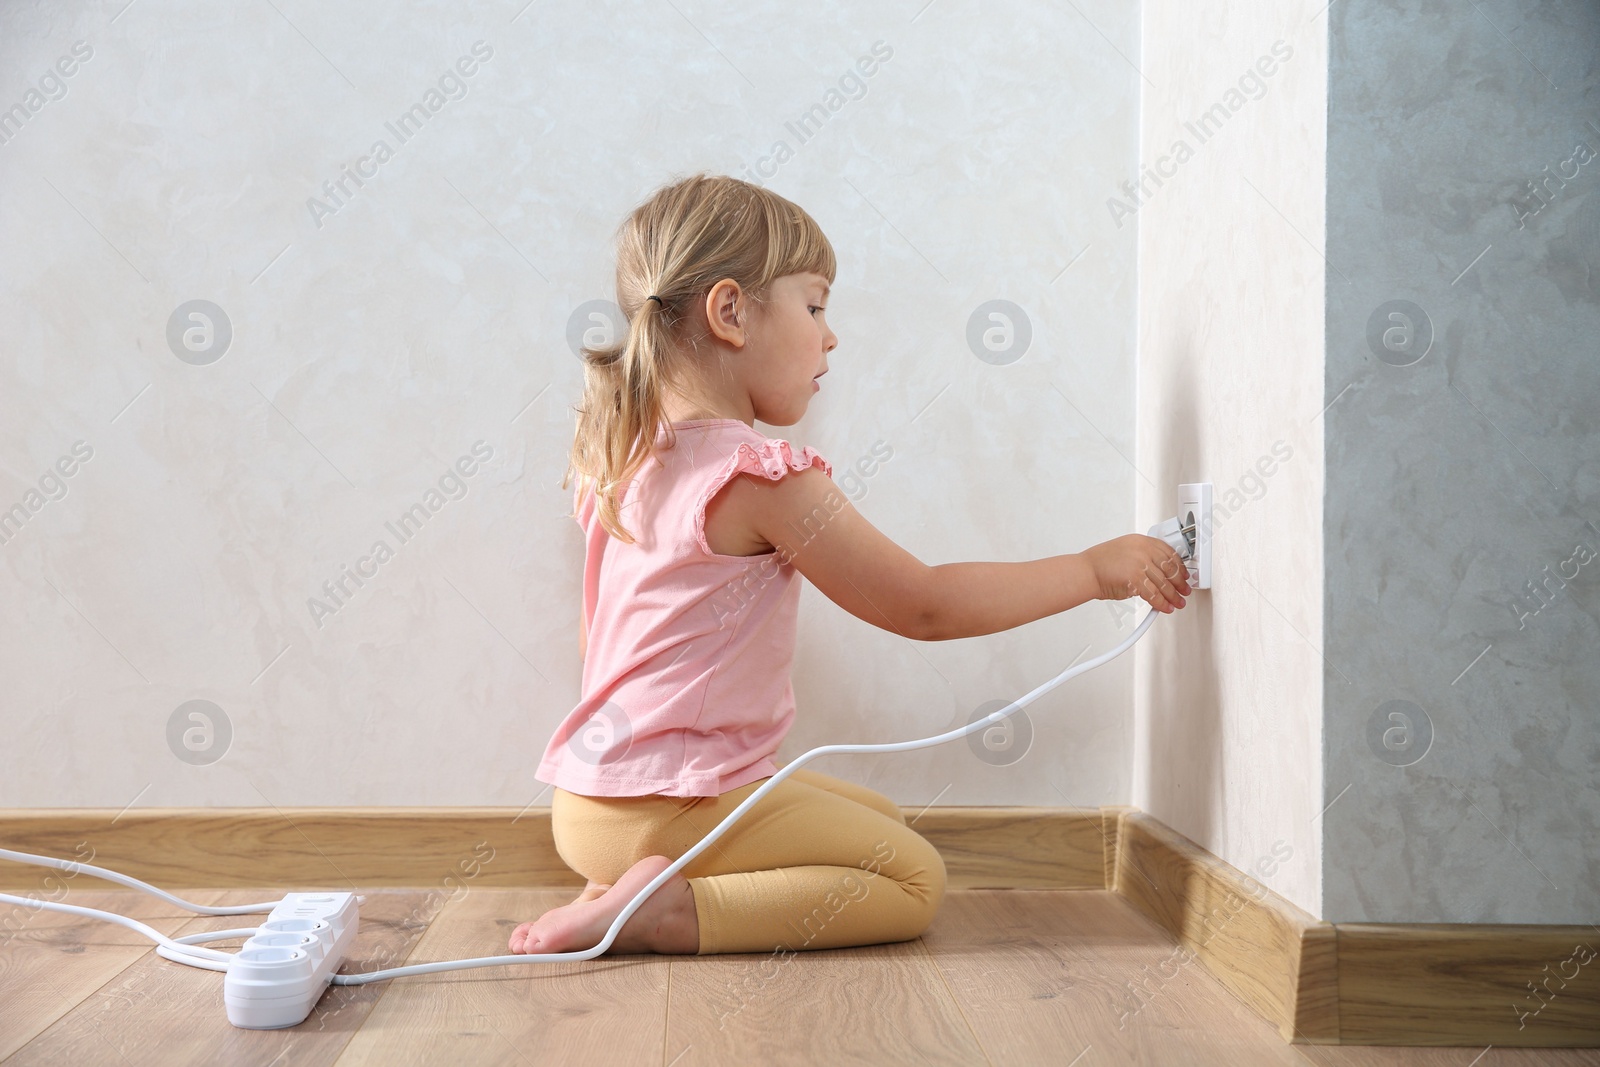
left=693, top=439, right=832, bottom=559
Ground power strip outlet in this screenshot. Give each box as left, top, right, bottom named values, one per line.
left=223, top=892, right=359, bottom=1030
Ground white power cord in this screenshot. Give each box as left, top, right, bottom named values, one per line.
left=155, top=928, right=269, bottom=972
left=0, top=847, right=285, bottom=916
left=0, top=892, right=237, bottom=964
left=2, top=527, right=1188, bottom=987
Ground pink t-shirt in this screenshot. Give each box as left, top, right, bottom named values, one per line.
left=535, top=418, right=833, bottom=797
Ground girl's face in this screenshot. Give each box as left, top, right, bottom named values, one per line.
left=672, top=270, right=836, bottom=428
left=741, top=272, right=836, bottom=426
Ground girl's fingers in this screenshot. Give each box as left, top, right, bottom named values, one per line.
left=1143, top=570, right=1184, bottom=612
left=1152, top=554, right=1191, bottom=599
left=1156, top=551, right=1191, bottom=592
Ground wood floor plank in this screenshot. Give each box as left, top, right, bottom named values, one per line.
left=922, top=889, right=1307, bottom=1066
left=6, top=887, right=439, bottom=1066
left=666, top=929, right=987, bottom=1063
left=334, top=887, right=671, bottom=1067
left=0, top=888, right=225, bottom=1060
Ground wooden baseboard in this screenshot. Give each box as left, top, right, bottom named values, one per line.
left=919, top=806, right=1108, bottom=889
left=1334, top=924, right=1600, bottom=1046
left=1106, top=809, right=1600, bottom=1048
left=1110, top=810, right=1338, bottom=1043
left=0, top=805, right=1109, bottom=894
left=0, top=808, right=577, bottom=893
left=3, top=805, right=1594, bottom=1046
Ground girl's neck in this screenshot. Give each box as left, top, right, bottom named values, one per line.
left=661, top=396, right=752, bottom=427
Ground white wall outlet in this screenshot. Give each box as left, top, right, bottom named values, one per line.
left=1177, top=482, right=1212, bottom=589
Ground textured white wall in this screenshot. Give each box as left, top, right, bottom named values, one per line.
left=0, top=2, right=1140, bottom=812
left=1131, top=3, right=1328, bottom=915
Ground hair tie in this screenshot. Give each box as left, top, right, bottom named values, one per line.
left=646, top=294, right=663, bottom=306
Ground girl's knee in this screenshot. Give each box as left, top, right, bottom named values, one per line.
left=919, top=841, right=947, bottom=914
left=860, top=787, right=906, bottom=825
left=794, top=770, right=906, bottom=825
left=876, top=832, right=946, bottom=936
left=856, top=784, right=907, bottom=825
left=886, top=861, right=946, bottom=942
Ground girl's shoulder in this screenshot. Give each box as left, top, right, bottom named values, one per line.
left=654, top=419, right=830, bottom=479
left=693, top=421, right=832, bottom=483
left=690, top=428, right=833, bottom=560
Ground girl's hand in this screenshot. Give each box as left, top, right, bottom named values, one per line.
left=1083, top=534, right=1191, bottom=614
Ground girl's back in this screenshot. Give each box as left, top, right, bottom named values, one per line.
left=536, top=417, right=832, bottom=798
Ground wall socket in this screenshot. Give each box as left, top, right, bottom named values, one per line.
left=1177, top=482, right=1212, bottom=589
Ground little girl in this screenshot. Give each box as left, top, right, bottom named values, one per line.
left=510, top=173, right=1191, bottom=958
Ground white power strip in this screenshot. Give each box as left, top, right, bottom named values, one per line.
left=222, top=892, right=359, bottom=1029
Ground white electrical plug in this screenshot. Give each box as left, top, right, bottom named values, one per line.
left=1147, top=483, right=1211, bottom=590
left=1148, top=515, right=1193, bottom=561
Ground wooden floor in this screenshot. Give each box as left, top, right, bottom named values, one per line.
left=2, top=887, right=1595, bottom=1066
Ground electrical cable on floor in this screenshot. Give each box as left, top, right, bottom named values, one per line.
left=0, top=847, right=286, bottom=915
left=0, top=892, right=238, bottom=964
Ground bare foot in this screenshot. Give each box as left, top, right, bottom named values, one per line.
left=574, top=878, right=610, bottom=903
left=507, top=855, right=698, bottom=956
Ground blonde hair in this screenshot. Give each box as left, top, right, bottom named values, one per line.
left=564, top=173, right=837, bottom=543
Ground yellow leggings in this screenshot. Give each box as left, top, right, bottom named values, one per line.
left=551, top=767, right=947, bottom=955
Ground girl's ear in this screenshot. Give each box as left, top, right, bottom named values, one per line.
left=704, top=278, right=749, bottom=347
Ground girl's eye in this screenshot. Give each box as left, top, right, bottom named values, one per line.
left=809, top=306, right=824, bottom=316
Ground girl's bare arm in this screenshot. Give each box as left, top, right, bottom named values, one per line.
left=731, top=466, right=1186, bottom=641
